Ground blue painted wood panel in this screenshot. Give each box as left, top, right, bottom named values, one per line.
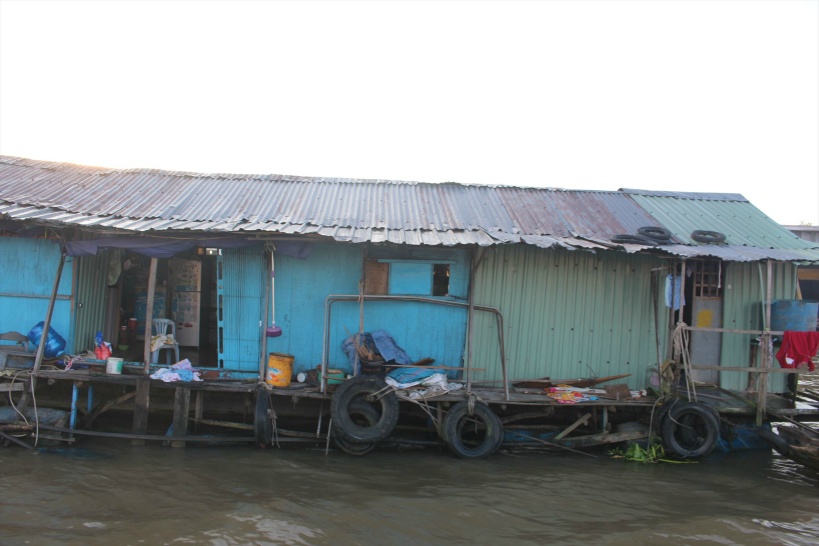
left=217, top=247, right=266, bottom=372
left=270, top=243, right=470, bottom=376
left=389, top=262, right=433, bottom=295
left=0, top=237, right=72, bottom=352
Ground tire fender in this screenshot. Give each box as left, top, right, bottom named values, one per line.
left=443, top=400, right=504, bottom=458
left=332, top=401, right=381, bottom=455
left=661, top=401, right=720, bottom=458
left=331, top=375, right=399, bottom=444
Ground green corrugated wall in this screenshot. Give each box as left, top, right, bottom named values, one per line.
left=470, top=245, right=798, bottom=394
left=470, top=245, right=668, bottom=390
left=720, top=261, right=796, bottom=393
left=73, top=252, right=110, bottom=355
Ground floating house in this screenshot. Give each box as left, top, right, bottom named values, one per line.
left=1, top=155, right=818, bottom=456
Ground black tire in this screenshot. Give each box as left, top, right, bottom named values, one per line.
left=661, top=402, right=720, bottom=458
left=330, top=376, right=399, bottom=444
left=756, top=426, right=790, bottom=458
left=637, top=226, right=672, bottom=242
left=443, top=400, right=504, bottom=458
left=254, top=389, right=273, bottom=446
left=691, top=230, right=726, bottom=244
left=332, top=401, right=380, bottom=456
left=610, top=234, right=658, bottom=246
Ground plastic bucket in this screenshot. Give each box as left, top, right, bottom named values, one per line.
left=771, top=299, right=819, bottom=332
left=266, top=353, right=294, bottom=387
left=106, top=357, right=124, bottom=375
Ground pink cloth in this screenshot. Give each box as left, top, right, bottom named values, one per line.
left=775, top=331, right=819, bottom=372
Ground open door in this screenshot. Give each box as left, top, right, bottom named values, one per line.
left=689, top=260, right=724, bottom=385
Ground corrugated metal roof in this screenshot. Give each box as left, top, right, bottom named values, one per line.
left=785, top=225, right=819, bottom=244
left=626, top=192, right=819, bottom=253
left=1, top=155, right=818, bottom=261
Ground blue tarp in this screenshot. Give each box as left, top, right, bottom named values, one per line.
left=342, top=329, right=413, bottom=369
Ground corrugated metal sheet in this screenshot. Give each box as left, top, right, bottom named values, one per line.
left=719, top=261, right=796, bottom=393
left=470, top=245, right=667, bottom=390
left=628, top=193, right=819, bottom=253
left=217, top=247, right=266, bottom=372
left=786, top=226, right=819, bottom=244
left=73, top=252, right=109, bottom=353
left=2, top=155, right=818, bottom=261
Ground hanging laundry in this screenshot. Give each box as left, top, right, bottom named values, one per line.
left=775, top=331, right=819, bottom=372
left=665, top=274, right=685, bottom=310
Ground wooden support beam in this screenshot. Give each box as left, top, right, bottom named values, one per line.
left=132, top=377, right=150, bottom=445
left=142, top=257, right=158, bottom=373
left=172, top=387, right=191, bottom=448
left=554, top=412, right=592, bottom=441
left=194, top=391, right=204, bottom=434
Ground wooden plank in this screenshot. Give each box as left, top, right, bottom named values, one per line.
left=554, top=412, right=592, bottom=441
left=558, top=429, right=648, bottom=448
left=798, top=268, right=819, bottom=281
left=142, top=257, right=158, bottom=373
left=193, top=418, right=254, bottom=431
left=131, top=377, right=150, bottom=446
left=172, top=387, right=191, bottom=448
left=363, top=259, right=389, bottom=295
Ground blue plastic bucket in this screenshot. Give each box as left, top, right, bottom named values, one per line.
left=26, top=321, right=67, bottom=358
left=771, top=300, right=819, bottom=332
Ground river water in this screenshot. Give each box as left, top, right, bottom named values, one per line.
left=2, top=438, right=819, bottom=546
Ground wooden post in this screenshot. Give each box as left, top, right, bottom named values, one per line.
left=194, top=391, right=204, bottom=434
left=131, top=376, right=150, bottom=445
left=142, top=257, right=158, bottom=374
left=172, top=387, right=191, bottom=448
left=25, top=253, right=67, bottom=407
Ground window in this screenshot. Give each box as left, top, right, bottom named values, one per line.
left=364, top=259, right=451, bottom=297
left=692, top=260, right=724, bottom=298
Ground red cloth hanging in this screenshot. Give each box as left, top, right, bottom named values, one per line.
left=775, top=331, right=819, bottom=372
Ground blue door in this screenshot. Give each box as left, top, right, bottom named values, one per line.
left=217, top=247, right=266, bottom=374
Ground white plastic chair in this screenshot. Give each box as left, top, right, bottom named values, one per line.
left=151, top=318, right=180, bottom=364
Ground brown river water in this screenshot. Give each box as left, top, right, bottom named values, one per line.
left=1, top=438, right=819, bottom=546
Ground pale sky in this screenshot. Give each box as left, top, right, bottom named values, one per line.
left=1, top=0, right=817, bottom=225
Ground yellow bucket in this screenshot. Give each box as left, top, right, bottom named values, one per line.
left=266, top=353, right=294, bottom=387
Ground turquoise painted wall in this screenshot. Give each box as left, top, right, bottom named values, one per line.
left=218, top=246, right=267, bottom=372
left=0, top=237, right=73, bottom=352
left=269, top=243, right=471, bottom=376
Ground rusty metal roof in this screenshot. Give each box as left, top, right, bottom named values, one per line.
left=1, top=155, right=818, bottom=262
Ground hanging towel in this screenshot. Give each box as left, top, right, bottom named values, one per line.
left=775, top=331, right=819, bottom=372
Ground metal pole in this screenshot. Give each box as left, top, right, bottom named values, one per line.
left=465, top=247, right=481, bottom=393
left=757, top=260, right=773, bottom=425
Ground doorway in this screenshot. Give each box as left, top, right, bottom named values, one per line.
left=689, top=260, right=725, bottom=385
left=116, top=250, right=220, bottom=366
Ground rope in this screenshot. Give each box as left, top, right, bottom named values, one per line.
left=269, top=404, right=279, bottom=448
left=671, top=322, right=697, bottom=402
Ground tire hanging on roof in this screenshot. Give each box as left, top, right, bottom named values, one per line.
left=690, top=230, right=726, bottom=244
left=636, top=226, right=672, bottom=243
left=610, top=234, right=659, bottom=246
